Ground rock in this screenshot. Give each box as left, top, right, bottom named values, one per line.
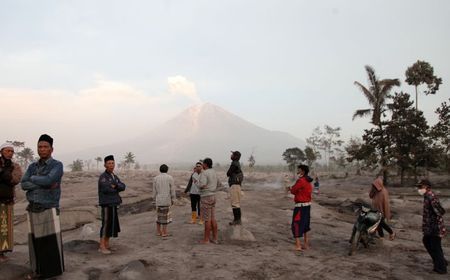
left=224, top=225, right=256, bottom=242
left=118, top=260, right=147, bottom=280
left=64, top=239, right=99, bottom=253
left=81, top=223, right=98, bottom=239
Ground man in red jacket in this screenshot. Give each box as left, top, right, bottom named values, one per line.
left=288, top=164, right=313, bottom=251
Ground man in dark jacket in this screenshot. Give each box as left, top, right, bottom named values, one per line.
left=227, top=151, right=244, bottom=225
left=98, top=155, right=126, bottom=254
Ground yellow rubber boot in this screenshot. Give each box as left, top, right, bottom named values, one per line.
left=190, top=212, right=197, bottom=224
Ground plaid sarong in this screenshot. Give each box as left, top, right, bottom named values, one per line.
left=0, top=203, right=13, bottom=253
left=27, top=208, right=65, bottom=278
left=157, top=206, right=171, bottom=225
left=200, top=195, right=216, bottom=222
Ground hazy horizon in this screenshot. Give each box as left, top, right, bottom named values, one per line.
left=1, top=0, right=449, bottom=157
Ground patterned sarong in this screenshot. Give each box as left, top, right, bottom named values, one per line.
left=0, top=203, right=13, bottom=253
left=27, top=208, right=65, bottom=278
left=156, top=206, right=171, bottom=225
left=291, top=205, right=311, bottom=238
left=200, top=195, right=216, bottom=222
left=100, top=206, right=120, bottom=238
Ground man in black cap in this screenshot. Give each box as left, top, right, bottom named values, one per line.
left=226, top=151, right=244, bottom=225
left=417, top=179, right=447, bottom=274
left=21, top=134, right=65, bottom=279
left=98, top=155, right=126, bottom=254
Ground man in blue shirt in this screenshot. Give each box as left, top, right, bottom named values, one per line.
left=21, top=134, right=64, bottom=279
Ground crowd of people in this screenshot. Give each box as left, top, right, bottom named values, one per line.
left=0, top=133, right=447, bottom=278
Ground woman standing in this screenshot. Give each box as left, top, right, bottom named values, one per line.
left=369, top=176, right=395, bottom=240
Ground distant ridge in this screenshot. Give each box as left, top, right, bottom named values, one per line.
left=60, top=103, right=305, bottom=165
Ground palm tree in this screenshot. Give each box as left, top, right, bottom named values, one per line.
left=95, top=156, right=102, bottom=170
left=353, top=65, right=400, bottom=183
left=17, top=147, right=34, bottom=169
left=352, top=65, right=400, bottom=127
left=123, top=152, right=135, bottom=169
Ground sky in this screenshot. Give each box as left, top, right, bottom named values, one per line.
left=1, top=0, right=449, bottom=157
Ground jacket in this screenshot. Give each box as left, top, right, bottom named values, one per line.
left=369, top=177, right=391, bottom=220
left=226, top=160, right=244, bottom=186
left=21, top=157, right=63, bottom=209
left=290, top=176, right=313, bottom=203
left=98, top=171, right=126, bottom=206
left=0, top=156, right=22, bottom=203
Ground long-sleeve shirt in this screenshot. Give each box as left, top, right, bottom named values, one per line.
left=21, top=157, right=63, bottom=209
left=153, top=173, right=176, bottom=207
left=226, top=160, right=243, bottom=186
left=423, top=190, right=446, bottom=237
left=199, top=169, right=217, bottom=197
left=290, top=176, right=312, bottom=204
left=189, top=172, right=201, bottom=195
left=98, top=171, right=126, bottom=206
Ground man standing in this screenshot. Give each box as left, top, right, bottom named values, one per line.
left=21, top=134, right=64, bottom=279
left=417, top=179, right=447, bottom=274
left=0, top=143, right=22, bottom=262
left=226, top=151, right=244, bottom=226
left=98, top=155, right=126, bottom=254
left=199, top=158, right=219, bottom=244
left=153, top=164, right=176, bottom=237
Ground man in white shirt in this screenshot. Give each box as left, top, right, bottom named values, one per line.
left=153, top=164, right=176, bottom=237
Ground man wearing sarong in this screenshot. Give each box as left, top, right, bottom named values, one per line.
left=153, top=164, right=176, bottom=237
left=21, top=134, right=64, bottom=278
left=98, top=155, right=126, bottom=254
left=0, top=143, right=22, bottom=262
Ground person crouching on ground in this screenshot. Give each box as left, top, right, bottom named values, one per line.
left=227, top=151, right=244, bottom=225
left=98, top=155, right=126, bottom=254
left=199, top=158, right=219, bottom=244
left=417, top=179, right=447, bottom=274
left=153, top=164, right=176, bottom=237
left=287, top=164, right=313, bottom=251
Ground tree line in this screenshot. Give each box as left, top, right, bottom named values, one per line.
left=283, top=60, right=448, bottom=186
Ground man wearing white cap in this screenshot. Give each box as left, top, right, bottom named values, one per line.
left=0, top=142, right=22, bottom=262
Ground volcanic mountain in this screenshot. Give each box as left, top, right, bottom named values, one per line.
left=61, top=103, right=305, bottom=165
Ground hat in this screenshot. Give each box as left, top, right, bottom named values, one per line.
left=231, top=151, right=241, bottom=160
left=0, top=143, right=14, bottom=151
left=38, top=134, right=54, bottom=146
left=104, top=155, right=115, bottom=163
left=416, top=179, right=432, bottom=188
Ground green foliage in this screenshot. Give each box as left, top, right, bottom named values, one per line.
left=405, top=60, right=442, bottom=110
left=431, top=98, right=450, bottom=173
left=353, top=65, right=400, bottom=126
left=282, top=147, right=306, bottom=172
left=384, top=92, right=431, bottom=184
left=304, top=146, right=318, bottom=167
left=70, top=159, right=84, bottom=172
left=123, top=152, right=136, bottom=169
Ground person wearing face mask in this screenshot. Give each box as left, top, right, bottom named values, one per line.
left=287, top=164, right=313, bottom=251
left=417, top=179, right=447, bottom=274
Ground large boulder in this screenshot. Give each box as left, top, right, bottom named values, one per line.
left=117, top=260, right=147, bottom=280
left=224, top=225, right=256, bottom=242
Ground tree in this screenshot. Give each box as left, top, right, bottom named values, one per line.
left=353, top=65, right=400, bottom=126
left=319, top=125, right=344, bottom=171
left=95, top=156, right=102, bottom=170
left=69, top=159, right=84, bottom=172
left=123, top=152, right=135, bottom=169
left=282, top=147, right=306, bottom=174
left=306, top=127, right=323, bottom=164
left=405, top=60, right=442, bottom=111
left=384, top=92, right=430, bottom=185
left=16, top=147, right=34, bottom=169
left=353, top=65, right=400, bottom=182
left=248, top=154, right=255, bottom=168
left=431, top=98, right=450, bottom=174
left=304, top=146, right=318, bottom=167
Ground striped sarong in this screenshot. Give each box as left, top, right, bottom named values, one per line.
left=291, top=205, right=311, bottom=238
left=27, top=208, right=65, bottom=278
left=0, top=203, right=13, bottom=253
left=156, top=206, right=171, bottom=225
left=100, top=206, right=120, bottom=238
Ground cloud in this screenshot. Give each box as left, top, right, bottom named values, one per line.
left=167, top=75, right=202, bottom=104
